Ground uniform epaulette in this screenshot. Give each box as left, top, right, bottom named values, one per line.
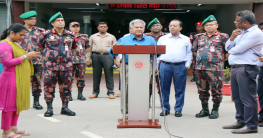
left=36, top=27, right=45, bottom=32
left=81, top=34, right=89, bottom=37
left=218, top=33, right=229, bottom=37
left=194, top=33, right=203, bottom=38
left=66, top=30, right=75, bottom=36
left=42, top=30, right=51, bottom=35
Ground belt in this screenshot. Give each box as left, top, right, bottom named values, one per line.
left=93, top=52, right=110, bottom=55
left=231, top=64, right=251, bottom=68
left=162, top=61, right=183, bottom=65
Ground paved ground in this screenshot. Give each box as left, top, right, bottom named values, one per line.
left=2, top=74, right=263, bottom=138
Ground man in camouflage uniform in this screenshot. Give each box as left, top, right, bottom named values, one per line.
left=189, top=21, right=205, bottom=82
left=145, top=17, right=168, bottom=105
left=192, top=15, right=229, bottom=119
left=37, top=12, right=77, bottom=117
left=69, top=22, right=90, bottom=101
left=19, top=11, right=45, bottom=110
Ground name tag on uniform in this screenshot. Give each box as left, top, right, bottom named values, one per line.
left=79, top=45, right=83, bottom=49
left=210, top=46, right=215, bottom=52
left=65, top=45, right=69, bottom=51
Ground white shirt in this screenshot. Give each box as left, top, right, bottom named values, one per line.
left=157, top=33, right=192, bottom=67
left=225, top=25, right=263, bottom=65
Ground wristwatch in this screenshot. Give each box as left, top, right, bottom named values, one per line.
left=23, top=55, right=27, bottom=60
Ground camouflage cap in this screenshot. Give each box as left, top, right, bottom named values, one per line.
left=49, top=12, right=63, bottom=23
left=20, top=11, right=37, bottom=19
left=202, top=15, right=217, bottom=26
left=147, top=18, right=161, bottom=29
left=69, top=22, right=80, bottom=27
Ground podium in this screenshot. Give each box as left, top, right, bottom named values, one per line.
left=113, top=45, right=166, bottom=128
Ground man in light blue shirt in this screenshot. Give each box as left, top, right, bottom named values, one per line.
left=109, top=19, right=156, bottom=113
left=157, top=19, right=192, bottom=117
left=223, top=10, right=263, bottom=134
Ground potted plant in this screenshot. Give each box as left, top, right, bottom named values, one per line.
left=222, top=67, right=231, bottom=96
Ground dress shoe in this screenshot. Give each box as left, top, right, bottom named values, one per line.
left=61, top=101, right=76, bottom=116
left=160, top=111, right=170, bottom=116
left=33, top=96, right=43, bottom=110
left=44, top=101, right=53, bottom=117
left=209, top=104, right=220, bottom=119
left=222, top=122, right=245, bottom=129
left=89, top=94, right=98, bottom=98
left=175, top=111, right=182, bottom=117
left=231, top=126, right=257, bottom=134
left=109, top=94, right=115, bottom=99
left=196, top=103, right=209, bottom=118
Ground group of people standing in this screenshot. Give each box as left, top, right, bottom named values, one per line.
left=0, top=9, right=263, bottom=138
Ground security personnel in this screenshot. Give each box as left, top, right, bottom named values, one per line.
left=18, top=11, right=45, bottom=110
left=189, top=21, right=204, bottom=82
left=69, top=22, right=90, bottom=101
left=37, top=12, right=77, bottom=117
left=145, top=18, right=168, bottom=105
left=192, top=15, right=229, bottom=119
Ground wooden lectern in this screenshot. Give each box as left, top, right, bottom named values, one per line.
left=113, top=45, right=166, bottom=128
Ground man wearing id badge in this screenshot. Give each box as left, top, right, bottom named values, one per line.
left=69, top=22, right=90, bottom=101
left=192, top=15, right=229, bottom=119
left=36, top=12, right=78, bottom=117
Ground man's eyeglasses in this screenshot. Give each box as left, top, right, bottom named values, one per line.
left=204, top=24, right=216, bottom=27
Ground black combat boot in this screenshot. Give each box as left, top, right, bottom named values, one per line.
left=61, top=101, right=76, bottom=116
left=77, top=87, right=86, bottom=101
left=33, top=96, right=43, bottom=110
left=44, top=101, right=53, bottom=117
left=209, top=103, right=220, bottom=119
left=196, top=102, right=209, bottom=118
left=69, top=93, right=73, bottom=101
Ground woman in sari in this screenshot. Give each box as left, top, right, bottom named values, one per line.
left=0, top=23, right=40, bottom=138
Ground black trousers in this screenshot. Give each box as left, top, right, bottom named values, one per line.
left=91, top=53, right=114, bottom=95
left=231, top=65, right=259, bottom=130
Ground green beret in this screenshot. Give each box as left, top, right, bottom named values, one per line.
left=202, top=15, right=217, bottom=26
left=147, top=18, right=161, bottom=29
left=49, top=12, right=63, bottom=23
left=20, top=11, right=37, bottom=19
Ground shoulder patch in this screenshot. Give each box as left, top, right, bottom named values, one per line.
left=42, top=30, right=51, bottom=35
left=219, top=33, right=228, bottom=37
left=36, top=27, right=45, bottom=32
left=66, top=30, right=75, bottom=36
left=81, top=34, right=89, bottom=38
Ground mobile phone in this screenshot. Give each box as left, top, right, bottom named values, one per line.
left=253, top=53, right=262, bottom=57
left=0, top=52, right=7, bottom=58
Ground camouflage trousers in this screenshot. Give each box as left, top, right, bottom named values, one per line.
left=43, top=70, right=72, bottom=102
left=72, top=63, right=86, bottom=88
left=196, top=70, right=224, bottom=104
left=31, top=64, right=42, bottom=96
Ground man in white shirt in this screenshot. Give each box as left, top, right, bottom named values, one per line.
left=157, top=19, right=192, bottom=117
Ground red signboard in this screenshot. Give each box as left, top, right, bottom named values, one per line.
left=109, top=4, right=177, bottom=9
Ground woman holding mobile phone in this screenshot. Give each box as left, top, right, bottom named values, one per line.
left=0, top=23, right=40, bottom=138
